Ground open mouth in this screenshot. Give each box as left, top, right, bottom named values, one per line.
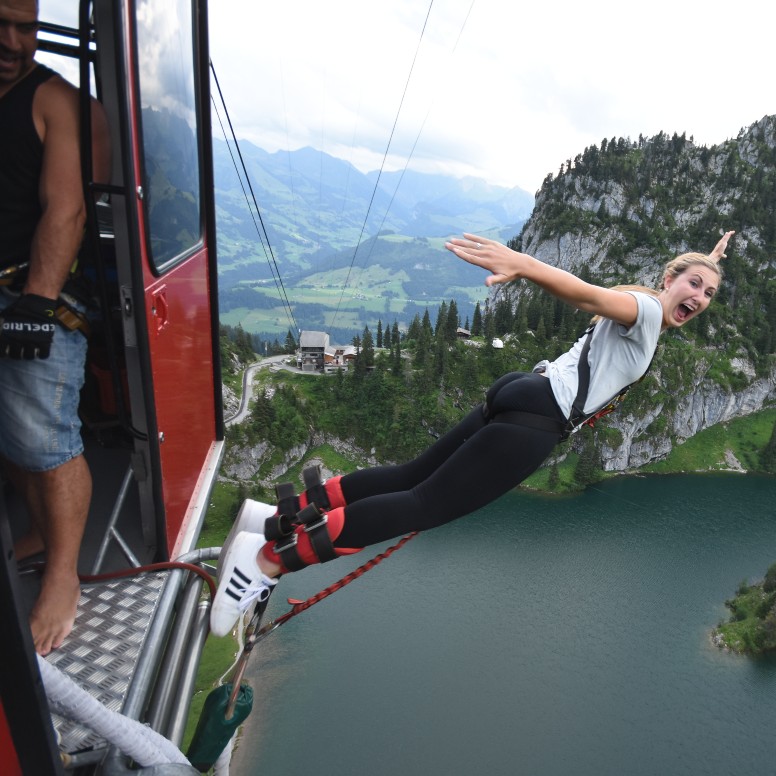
left=675, top=303, right=695, bottom=322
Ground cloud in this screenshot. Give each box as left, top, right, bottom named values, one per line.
left=40, top=0, right=775, bottom=193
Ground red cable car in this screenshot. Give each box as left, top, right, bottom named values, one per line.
left=1, top=0, right=223, bottom=771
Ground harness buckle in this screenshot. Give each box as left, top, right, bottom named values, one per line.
left=264, top=512, right=296, bottom=542
left=303, top=511, right=328, bottom=534
left=273, top=532, right=298, bottom=556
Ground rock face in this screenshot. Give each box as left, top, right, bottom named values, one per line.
left=499, top=115, right=776, bottom=472
left=220, top=431, right=388, bottom=486
left=221, top=382, right=240, bottom=418
left=599, top=362, right=776, bottom=470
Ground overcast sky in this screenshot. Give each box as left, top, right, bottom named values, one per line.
left=40, top=0, right=774, bottom=194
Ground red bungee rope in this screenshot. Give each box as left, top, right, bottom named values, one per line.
left=254, top=531, right=418, bottom=644
left=224, top=531, right=419, bottom=716
left=80, top=561, right=217, bottom=598
left=21, top=560, right=217, bottom=599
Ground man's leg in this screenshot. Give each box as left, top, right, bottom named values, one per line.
left=13, top=454, right=91, bottom=655
left=0, top=293, right=90, bottom=654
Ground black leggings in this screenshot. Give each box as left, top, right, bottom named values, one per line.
left=335, top=372, right=565, bottom=548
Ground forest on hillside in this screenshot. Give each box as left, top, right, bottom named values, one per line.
left=221, top=116, right=776, bottom=489
left=516, top=118, right=776, bottom=370
left=222, top=294, right=776, bottom=494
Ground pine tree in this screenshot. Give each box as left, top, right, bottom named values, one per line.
left=361, top=325, right=375, bottom=368
left=421, top=309, right=433, bottom=337
left=407, top=314, right=421, bottom=342
left=574, top=434, right=600, bottom=485
left=392, top=340, right=402, bottom=376
left=494, top=297, right=513, bottom=334
left=414, top=318, right=432, bottom=371
left=445, top=299, right=459, bottom=344
left=483, top=302, right=495, bottom=343
left=472, top=302, right=483, bottom=336
left=435, top=301, right=448, bottom=338
left=376, top=320, right=383, bottom=349
left=284, top=330, right=297, bottom=354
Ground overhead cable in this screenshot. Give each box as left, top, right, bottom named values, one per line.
left=330, top=0, right=436, bottom=329
left=348, top=0, right=477, bottom=297
left=210, top=60, right=300, bottom=338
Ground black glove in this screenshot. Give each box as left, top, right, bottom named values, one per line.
left=0, top=293, right=58, bottom=360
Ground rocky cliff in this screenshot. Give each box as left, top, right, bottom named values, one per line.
left=600, top=357, right=776, bottom=470
left=503, top=115, right=776, bottom=471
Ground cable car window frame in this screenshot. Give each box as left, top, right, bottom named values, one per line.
left=133, top=0, right=205, bottom=275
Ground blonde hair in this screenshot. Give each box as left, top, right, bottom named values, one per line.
left=661, top=252, right=723, bottom=289
left=590, top=254, right=722, bottom=324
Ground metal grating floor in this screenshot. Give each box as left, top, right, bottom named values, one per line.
left=44, top=571, right=169, bottom=754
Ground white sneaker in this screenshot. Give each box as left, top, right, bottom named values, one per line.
left=217, top=499, right=276, bottom=578
left=210, top=531, right=277, bottom=637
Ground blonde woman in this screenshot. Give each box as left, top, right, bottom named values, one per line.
left=211, top=230, right=734, bottom=636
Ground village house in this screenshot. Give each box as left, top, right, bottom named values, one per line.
left=298, top=330, right=329, bottom=371
left=297, top=331, right=357, bottom=372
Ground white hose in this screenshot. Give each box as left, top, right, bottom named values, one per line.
left=212, top=732, right=234, bottom=775
left=38, top=656, right=191, bottom=768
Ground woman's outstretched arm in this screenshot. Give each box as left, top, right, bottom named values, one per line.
left=445, top=233, right=639, bottom=327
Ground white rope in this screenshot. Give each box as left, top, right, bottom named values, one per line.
left=212, top=732, right=235, bottom=775
left=38, top=656, right=191, bottom=768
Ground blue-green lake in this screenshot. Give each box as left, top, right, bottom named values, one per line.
left=232, top=474, right=776, bottom=776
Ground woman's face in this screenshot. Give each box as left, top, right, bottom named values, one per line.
left=660, top=264, right=719, bottom=328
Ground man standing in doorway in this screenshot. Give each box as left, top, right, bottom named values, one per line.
left=0, top=0, right=110, bottom=655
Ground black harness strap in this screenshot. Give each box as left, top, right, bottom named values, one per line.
left=563, top=323, right=654, bottom=439
left=302, top=465, right=331, bottom=510
left=263, top=512, right=295, bottom=543
left=298, top=504, right=338, bottom=564
left=568, top=325, right=596, bottom=430
left=268, top=466, right=339, bottom=570
left=272, top=504, right=338, bottom=571
left=490, top=410, right=566, bottom=435
left=275, top=482, right=299, bottom=519
left=273, top=466, right=330, bottom=522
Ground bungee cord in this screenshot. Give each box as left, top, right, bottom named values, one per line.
left=346, top=0, right=477, bottom=301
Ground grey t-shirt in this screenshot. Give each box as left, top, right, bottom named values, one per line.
left=534, top=292, right=663, bottom=419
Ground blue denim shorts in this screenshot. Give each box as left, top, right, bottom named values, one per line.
left=0, top=289, right=88, bottom=472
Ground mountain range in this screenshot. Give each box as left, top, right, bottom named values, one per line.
left=212, top=140, right=534, bottom=340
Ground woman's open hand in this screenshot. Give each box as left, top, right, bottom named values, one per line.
left=445, top=233, right=529, bottom=287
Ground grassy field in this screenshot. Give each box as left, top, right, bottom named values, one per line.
left=642, top=409, right=776, bottom=474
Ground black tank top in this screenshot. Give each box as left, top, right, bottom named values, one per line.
left=0, top=64, right=57, bottom=267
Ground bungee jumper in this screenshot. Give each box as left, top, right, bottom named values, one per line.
left=210, top=229, right=735, bottom=638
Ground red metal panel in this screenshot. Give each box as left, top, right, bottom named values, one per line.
left=0, top=702, right=22, bottom=776
left=143, top=245, right=217, bottom=554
